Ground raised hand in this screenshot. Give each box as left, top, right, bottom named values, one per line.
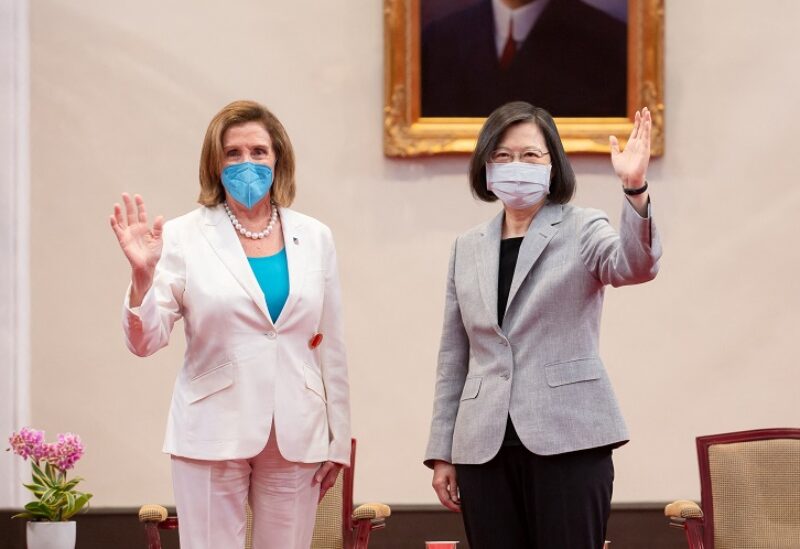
left=109, top=194, right=164, bottom=303
left=610, top=107, right=652, bottom=189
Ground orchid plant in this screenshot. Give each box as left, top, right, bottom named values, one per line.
left=7, top=427, right=93, bottom=521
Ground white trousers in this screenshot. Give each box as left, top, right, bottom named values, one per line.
left=171, top=433, right=321, bottom=549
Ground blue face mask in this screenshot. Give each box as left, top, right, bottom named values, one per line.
left=221, top=162, right=273, bottom=209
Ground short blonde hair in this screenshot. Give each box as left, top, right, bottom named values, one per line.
left=198, top=100, right=296, bottom=207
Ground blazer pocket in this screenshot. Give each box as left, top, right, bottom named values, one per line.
left=188, top=361, right=235, bottom=403
left=545, top=357, right=602, bottom=388
left=304, top=364, right=327, bottom=402
left=460, top=376, right=482, bottom=401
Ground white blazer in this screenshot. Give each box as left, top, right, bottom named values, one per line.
left=122, top=205, right=351, bottom=465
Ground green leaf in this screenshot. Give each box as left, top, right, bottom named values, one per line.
left=24, top=501, right=56, bottom=521
left=62, top=493, right=92, bottom=520
left=30, top=460, right=43, bottom=477
left=23, top=482, right=46, bottom=496
left=31, top=461, right=51, bottom=488
left=65, top=492, right=76, bottom=511
left=39, top=487, right=59, bottom=505
left=62, top=476, right=84, bottom=491
left=24, top=501, right=44, bottom=511
left=11, top=512, right=35, bottom=520
left=45, top=462, right=63, bottom=485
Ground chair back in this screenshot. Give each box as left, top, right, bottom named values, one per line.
left=311, top=470, right=345, bottom=549
left=697, top=428, right=800, bottom=548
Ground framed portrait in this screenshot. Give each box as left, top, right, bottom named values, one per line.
left=384, top=0, right=664, bottom=157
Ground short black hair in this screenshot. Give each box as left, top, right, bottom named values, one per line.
left=469, top=101, right=576, bottom=204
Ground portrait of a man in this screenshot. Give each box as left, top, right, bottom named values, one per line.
left=421, top=0, right=628, bottom=118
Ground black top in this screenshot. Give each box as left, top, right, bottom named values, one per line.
left=498, top=237, right=524, bottom=326
left=498, top=237, right=524, bottom=446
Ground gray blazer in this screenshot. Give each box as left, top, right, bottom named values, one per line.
left=424, top=198, right=662, bottom=466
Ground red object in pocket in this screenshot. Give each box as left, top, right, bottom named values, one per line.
left=309, top=333, right=324, bottom=349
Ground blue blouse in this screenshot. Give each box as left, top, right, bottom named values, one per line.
left=247, top=248, right=289, bottom=323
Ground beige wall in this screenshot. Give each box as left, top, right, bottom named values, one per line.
left=29, top=0, right=800, bottom=507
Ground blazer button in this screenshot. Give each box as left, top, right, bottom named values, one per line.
left=499, top=339, right=509, bottom=346
left=265, top=331, right=277, bottom=340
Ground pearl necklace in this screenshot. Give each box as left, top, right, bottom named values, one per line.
left=224, top=201, right=279, bottom=240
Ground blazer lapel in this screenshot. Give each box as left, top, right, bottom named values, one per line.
left=274, top=208, right=306, bottom=328
left=198, top=205, right=274, bottom=326
left=505, top=202, right=563, bottom=314
left=476, top=210, right=504, bottom=332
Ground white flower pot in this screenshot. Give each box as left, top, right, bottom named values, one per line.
left=26, top=521, right=76, bottom=549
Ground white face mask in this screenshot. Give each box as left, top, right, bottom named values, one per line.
left=486, top=162, right=551, bottom=210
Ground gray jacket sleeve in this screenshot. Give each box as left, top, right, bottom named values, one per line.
left=424, top=239, right=470, bottom=468
left=580, top=197, right=662, bottom=287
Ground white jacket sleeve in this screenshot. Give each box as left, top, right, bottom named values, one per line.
left=122, top=222, right=185, bottom=357
left=318, top=228, right=352, bottom=466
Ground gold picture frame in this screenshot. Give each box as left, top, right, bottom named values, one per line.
left=384, top=0, right=664, bottom=157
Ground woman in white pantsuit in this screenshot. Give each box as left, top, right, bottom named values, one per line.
left=110, top=100, right=351, bottom=548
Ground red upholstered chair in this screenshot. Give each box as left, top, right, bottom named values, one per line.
left=665, top=428, right=800, bottom=549
left=139, top=439, right=390, bottom=549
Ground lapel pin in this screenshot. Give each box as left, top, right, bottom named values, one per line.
left=309, top=332, right=324, bottom=349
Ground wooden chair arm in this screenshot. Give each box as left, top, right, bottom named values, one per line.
left=138, top=504, right=169, bottom=523
left=665, top=500, right=703, bottom=519
left=352, top=503, right=391, bottom=522
left=665, top=500, right=705, bottom=548
left=352, top=504, right=391, bottom=549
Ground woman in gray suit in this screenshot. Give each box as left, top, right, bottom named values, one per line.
left=424, top=101, right=661, bottom=549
